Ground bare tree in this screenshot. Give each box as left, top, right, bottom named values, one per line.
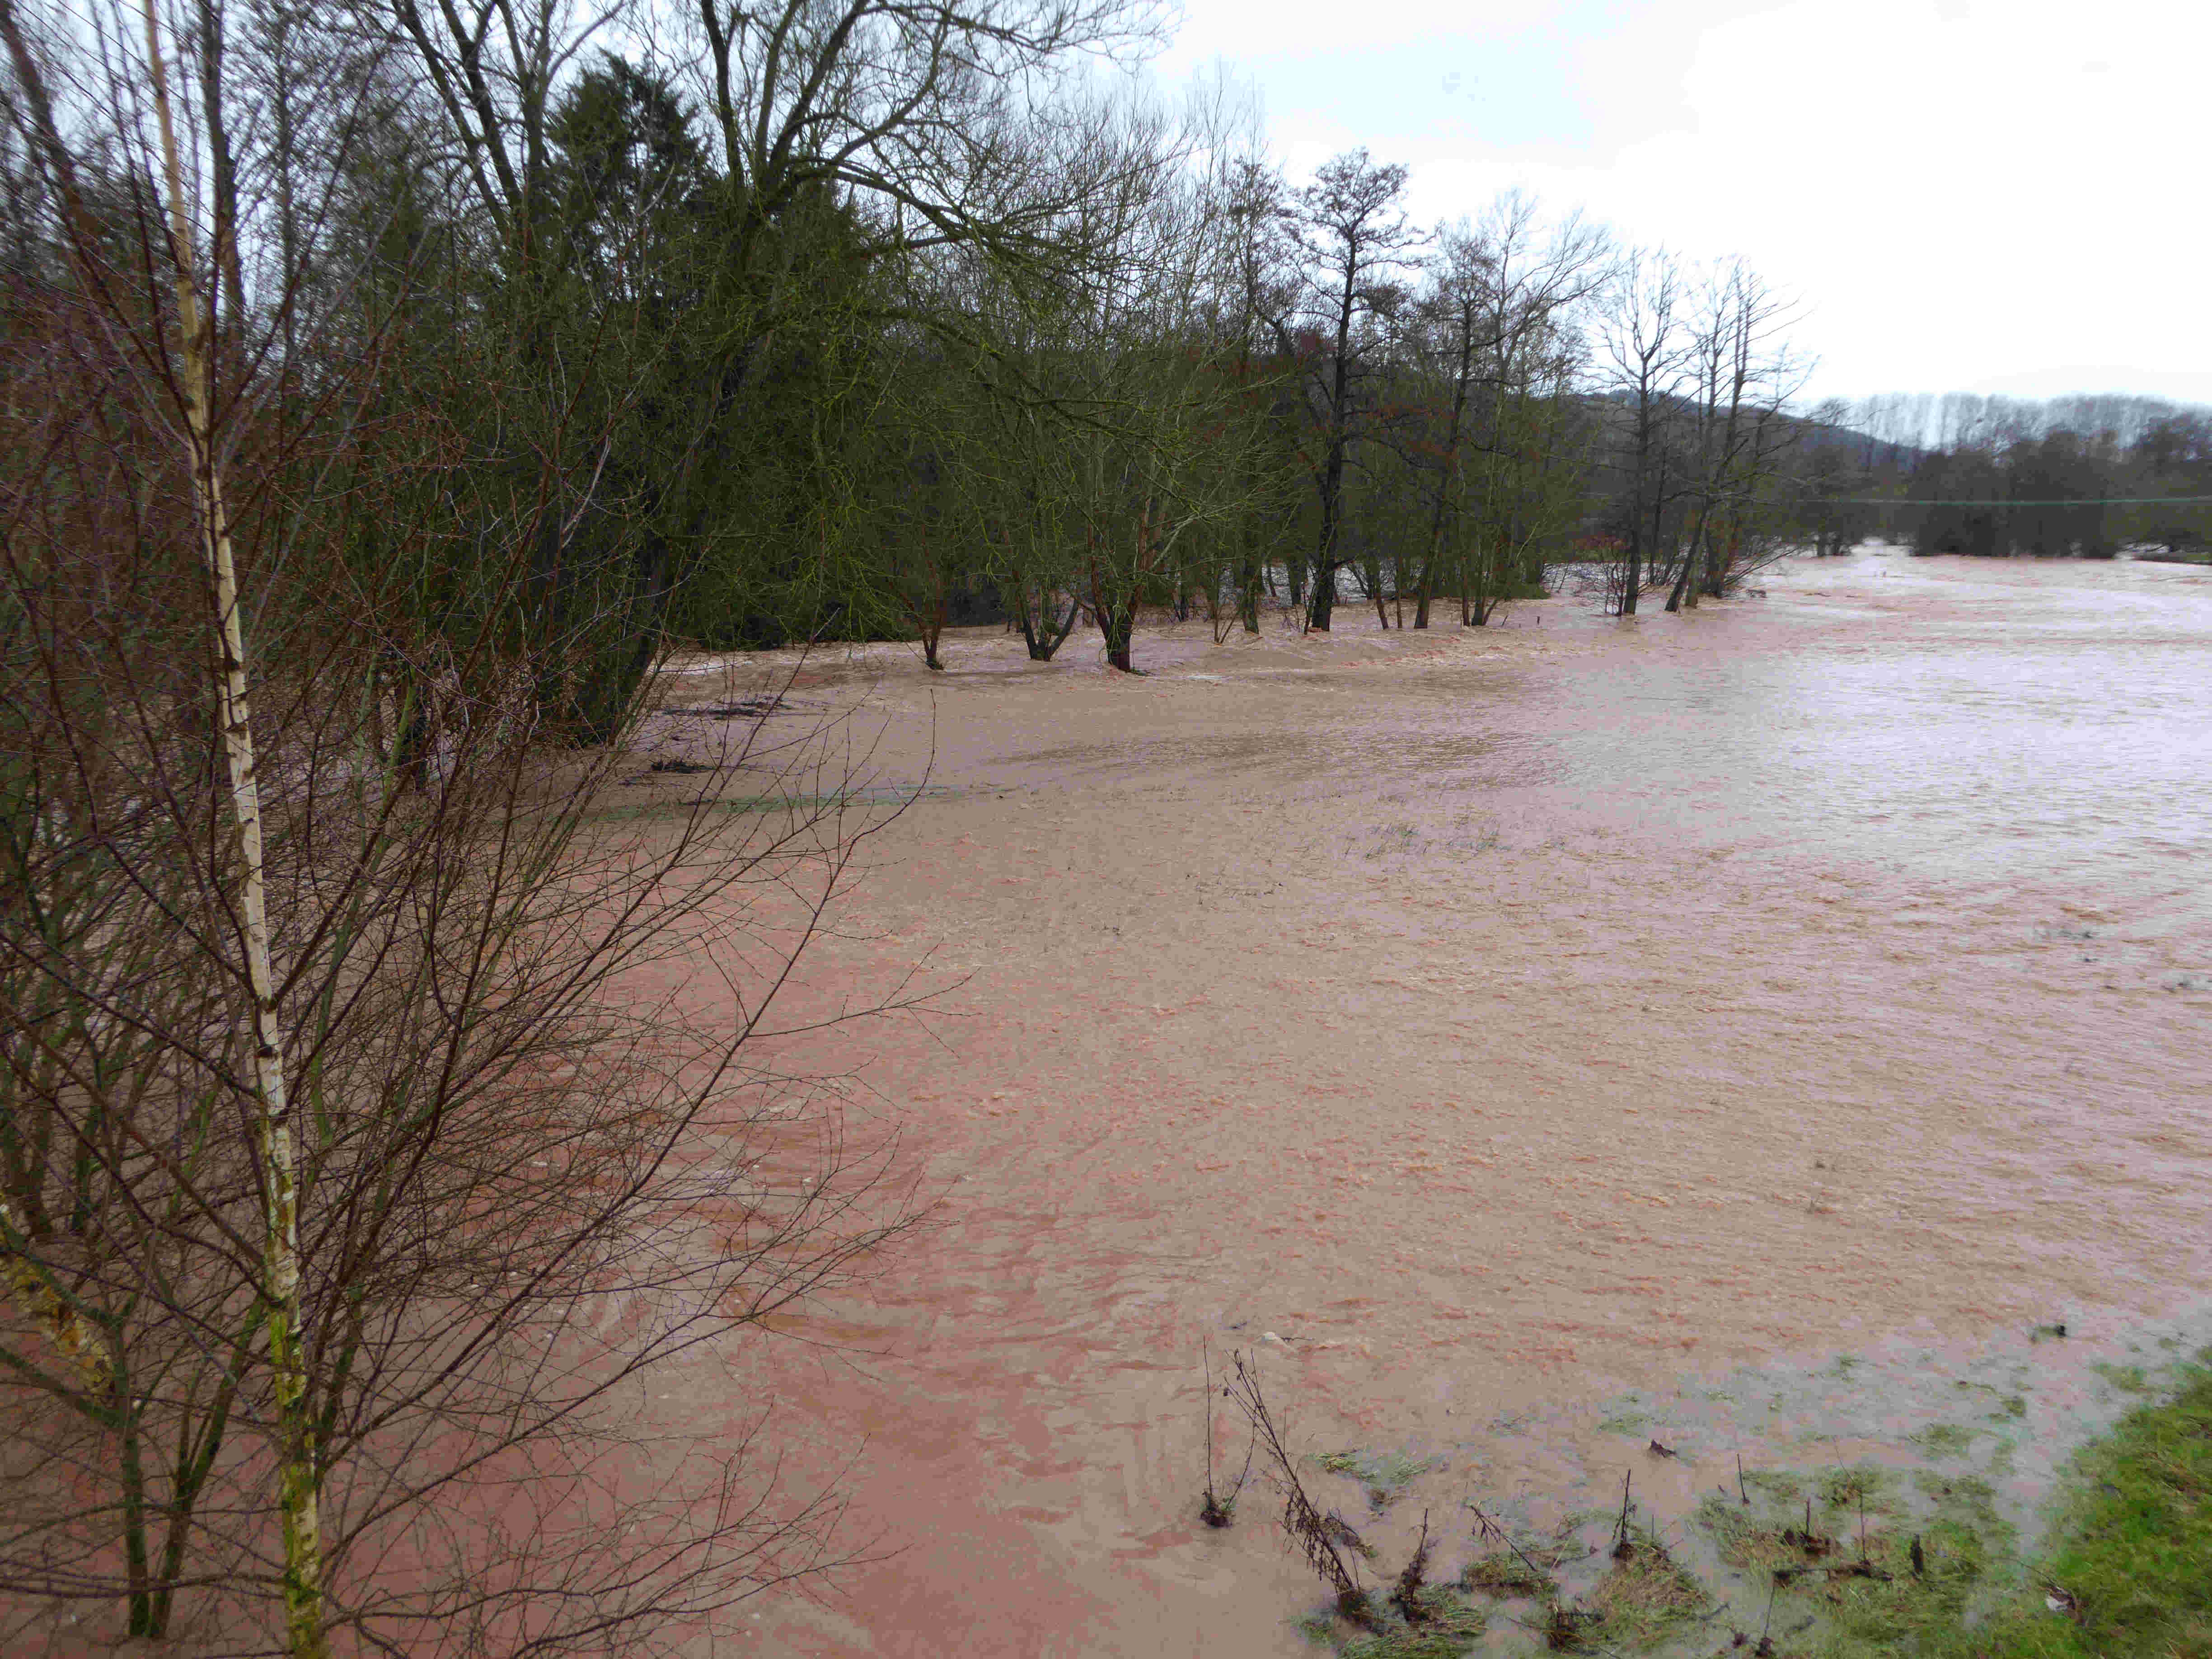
left=1668, top=258, right=1806, bottom=608
left=1596, top=248, right=1689, bottom=616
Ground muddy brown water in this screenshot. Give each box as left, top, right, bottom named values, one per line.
left=639, top=550, right=2212, bottom=1656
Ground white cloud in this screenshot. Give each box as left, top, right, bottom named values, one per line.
left=1159, top=0, right=2212, bottom=401
left=1155, top=0, right=1573, bottom=70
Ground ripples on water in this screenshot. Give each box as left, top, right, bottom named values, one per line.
left=691, top=551, right=2212, bottom=1657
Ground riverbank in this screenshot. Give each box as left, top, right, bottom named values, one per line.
left=1954, top=1360, right=2212, bottom=1658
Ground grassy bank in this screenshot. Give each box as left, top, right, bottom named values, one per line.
left=1932, top=1364, right=2211, bottom=1659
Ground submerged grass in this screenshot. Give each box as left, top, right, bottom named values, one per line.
left=1691, top=1368, right=2211, bottom=1658
left=1816, top=1464, right=1901, bottom=1516
left=1814, top=1518, right=1992, bottom=1656
left=1910, top=1423, right=1978, bottom=1459
left=1298, top=1590, right=1487, bottom=1658
left=1303, top=1363, right=2212, bottom=1658
left=1744, top=1468, right=1806, bottom=1503
left=1316, top=1449, right=1439, bottom=1506
left=1696, top=1461, right=2008, bottom=1657
left=584, top=784, right=964, bottom=823
left=2089, top=1361, right=2151, bottom=1395
left=1582, top=1534, right=1710, bottom=1649
left=1459, top=1551, right=1555, bottom=1595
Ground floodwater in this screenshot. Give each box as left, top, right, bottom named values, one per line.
left=643, top=549, right=2212, bottom=1655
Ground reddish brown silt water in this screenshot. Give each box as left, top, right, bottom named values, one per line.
left=643, top=551, right=2212, bottom=1656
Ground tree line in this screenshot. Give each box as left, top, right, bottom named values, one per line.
left=1814, top=393, right=2212, bottom=559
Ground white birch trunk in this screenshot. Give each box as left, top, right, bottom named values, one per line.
left=140, top=9, right=326, bottom=1654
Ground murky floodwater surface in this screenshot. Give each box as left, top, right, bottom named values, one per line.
left=649, top=552, right=2211, bottom=1656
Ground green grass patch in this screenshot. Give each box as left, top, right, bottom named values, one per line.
left=1458, top=1534, right=1572, bottom=1598
left=1696, top=1490, right=1800, bottom=1574
left=1316, top=1365, right=2212, bottom=1658
left=1929, top=1365, right=2212, bottom=1659
left=1581, top=1534, right=1711, bottom=1649
left=1810, top=1517, right=1992, bottom=1657
left=1596, top=1411, right=1652, bottom=1436
left=1340, top=1595, right=1486, bottom=1658
left=1693, top=1374, right=2211, bottom=1659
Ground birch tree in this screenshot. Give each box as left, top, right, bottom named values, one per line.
left=0, top=5, right=921, bottom=1651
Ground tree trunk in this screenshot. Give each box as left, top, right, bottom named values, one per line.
left=1101, top=604, right=1135, bottom=672
left=1665, top=511, right=1700, bottom=612
left=144, top=15, right=326, bottom=1654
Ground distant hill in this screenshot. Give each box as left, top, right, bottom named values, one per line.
left=1580, top=392, right=1923, bottom=469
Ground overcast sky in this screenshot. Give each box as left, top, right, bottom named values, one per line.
left=1148, top=0, right=2205, bottom=406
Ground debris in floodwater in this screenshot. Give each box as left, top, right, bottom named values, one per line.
left=664, top=697, right=787, bottom=719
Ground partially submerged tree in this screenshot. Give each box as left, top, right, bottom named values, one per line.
left=1273, top=149, right=1423, bottom=632
left=1594, top=248, right=1690, bottom=616
left=1665, top=259, right=1807, bottom=609
left=1407, top=194, right=1607, bottom=626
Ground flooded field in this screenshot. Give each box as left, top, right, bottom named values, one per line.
left=649, top=549, right=2212, bottom=1656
